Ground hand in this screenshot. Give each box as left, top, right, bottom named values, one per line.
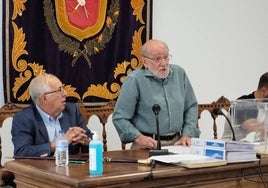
left=241, top=119, right=265, bottom=141
left=65, top=127, right=90, bottom=146
left=134, top=135, right=157, bottom=149
left=174, top=136, right=191, bottom=146
left=242, top=118, right=264, bottom=132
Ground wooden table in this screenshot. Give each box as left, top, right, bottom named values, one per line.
left=4, top=149, right=268, bottom=188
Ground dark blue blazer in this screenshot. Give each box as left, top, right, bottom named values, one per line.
left=12, top=102, right=93, bottom=157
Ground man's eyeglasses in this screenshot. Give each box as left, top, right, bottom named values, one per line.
left=44, top=84, right=65, bottom=95
left=143, top=54, right=172, bottom=63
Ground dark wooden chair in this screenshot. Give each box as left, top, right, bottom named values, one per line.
left=197, top=96, right=231, bottom=139
left=78, top=101, right=116, bottom=151
left=0, top=102, right=26, bottom=186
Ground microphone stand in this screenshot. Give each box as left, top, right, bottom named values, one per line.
left=149, top=104, right=169, bottom=157
left=155, top=112, right=161, bottom=150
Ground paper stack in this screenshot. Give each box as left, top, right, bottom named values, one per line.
left=150, top=153, right=227, bottom=168
left=190, top=138, right=258, bottom=163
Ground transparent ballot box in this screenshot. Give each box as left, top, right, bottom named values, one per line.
left=231, top=99, right=268, bottom=154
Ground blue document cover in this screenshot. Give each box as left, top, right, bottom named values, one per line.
left=205, top=148, right=225, bottom=160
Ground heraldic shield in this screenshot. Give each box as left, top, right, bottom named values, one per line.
left=55, top=0, right=107, bottom=41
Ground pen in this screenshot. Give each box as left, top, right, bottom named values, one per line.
left=69, top=160, right=87, bottom=164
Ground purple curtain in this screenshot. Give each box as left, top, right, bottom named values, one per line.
left=3, top=0, right=152, bottom=103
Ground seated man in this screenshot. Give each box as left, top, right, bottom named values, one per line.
left=12, top=73, right=93, bottom=157
left=222, top=72, right=268, bottom=141
left=112, top=39, right=200, bottom=149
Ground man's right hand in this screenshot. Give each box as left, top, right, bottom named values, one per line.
left=134, top=135, right=157, bottom=149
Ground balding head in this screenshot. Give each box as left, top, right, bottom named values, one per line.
left=141, top=39, right=169, bottom=57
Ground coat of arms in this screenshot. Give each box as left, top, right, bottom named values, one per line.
left=45, top=0, right=119, bottom=68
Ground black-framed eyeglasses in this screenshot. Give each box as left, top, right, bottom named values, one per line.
left=143, top=54, right=172, bottom=63
left=44, top=84, right=65, bottom=95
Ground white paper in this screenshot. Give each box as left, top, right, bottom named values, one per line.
left=161, top=145, right=191, bottom=154
left=150, top=154, right=213, bottom=164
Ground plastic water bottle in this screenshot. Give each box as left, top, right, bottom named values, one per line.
left=55, top=130, right=69, bottom=166
left=89, top=131, right=103, bottom=175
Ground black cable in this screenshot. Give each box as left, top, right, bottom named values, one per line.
left=213, top=107, right=236, bottom=141
left=256, top=163, right=268, bottom=187
left=145, top=160, right=156, bottom=180
left=241, top=166, right=268, bottom=187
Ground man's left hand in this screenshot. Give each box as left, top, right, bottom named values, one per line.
left=174, top=136, right=191, bottom=146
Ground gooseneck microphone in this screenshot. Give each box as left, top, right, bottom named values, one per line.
left=213, top=107, right=236, bottom=141
left=152, top=104, right=161, bottom=150
left=149, top=104, right=169, bottom=157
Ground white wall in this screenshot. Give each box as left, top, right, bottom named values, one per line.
left=1, top=1, right=268, bottom=149
left=153, top=0, right=268, bottom=103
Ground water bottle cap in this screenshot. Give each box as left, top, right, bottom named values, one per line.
left=56, top=140, right=68, bottom=147
left=59, top=130, right=65, bottom=134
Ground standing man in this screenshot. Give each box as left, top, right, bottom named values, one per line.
left=113, top=39, right=200, bottom=149
left=12, top=73, right=93, bottom=157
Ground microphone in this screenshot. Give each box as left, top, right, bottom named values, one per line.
left=152, top=104, right=161, bottom=150
left=213, top=107, right=236, bottom=141
left=149, top=104, right=169, bottom=157
left=152, top=104, right=161, bottom=116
